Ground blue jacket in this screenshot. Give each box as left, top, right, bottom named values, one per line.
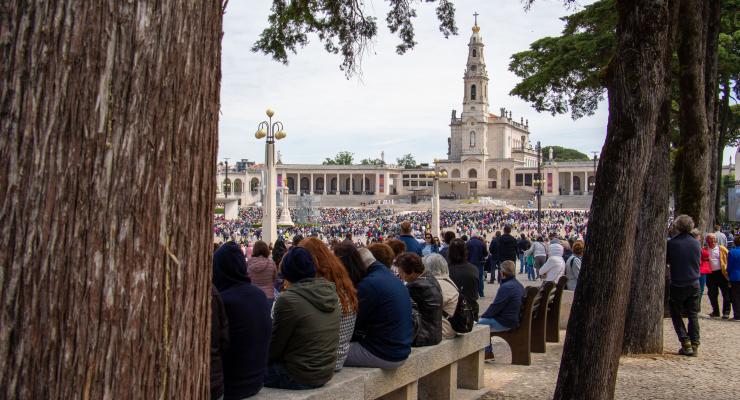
left=481, top=277, right=524, bottom=328
left=666, top=233, right=701, bottom=287
left=399, top=234, right=423, bottom=256
left=467, top=237, right=487, bottom=266
left=353, top=262, right=413, bottom=362
left=727, top=247, right=740, bottom=282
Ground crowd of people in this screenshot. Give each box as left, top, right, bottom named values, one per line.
left=210, top=206, right=740, bottom=399
left=210, top=214, right=591, bottom=399
left=666, top=217, right=740, bottom=357
left=214, top=207, right=590, bottom=246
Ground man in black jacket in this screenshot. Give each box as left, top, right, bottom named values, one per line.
left=496, top=226, right=519, bottom=276
left=516, top=234, right=531, bottom=274
left=666, top=214, right=701, bottom=357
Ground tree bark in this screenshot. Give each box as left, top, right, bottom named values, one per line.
left=0, top=1, right=222, bottom=398
left=704, top=0, right=721, bottom=227
left=622, top=57, right=675, bottom=355
left=553, top=1, right=675, bottom=398
left=676, top=0, right=710, bottom=229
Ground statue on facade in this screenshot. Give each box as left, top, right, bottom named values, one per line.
left=549, top=147, right=554, bottom=161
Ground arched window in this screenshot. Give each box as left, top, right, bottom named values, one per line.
left=470, top=131, right=476, bottom=147
left=471, top=84, right=477, bottom=100
left=472, top=49, right=477, bottom=57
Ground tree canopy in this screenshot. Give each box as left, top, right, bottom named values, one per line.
left=542, top=146, right=590, bottom=161
left=252, top=0, right=458, bottom=76
left=396, top=153, right=417, bottom=168
left=322, top=151, right=354, bottom=165
left=360, top=158, right=384, bottom=165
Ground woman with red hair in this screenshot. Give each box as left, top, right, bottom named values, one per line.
left=300, top=237, right=358, bottom=371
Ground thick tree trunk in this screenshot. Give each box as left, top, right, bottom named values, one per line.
left=622, top=80, right=673, bottom=355
left=676, top=0, right=710, bottom=229
left=0, top=1, right=222, bottom=398
left=553, top=1, right=675, bottom=399
left=704, top=0, right=721, bottom=226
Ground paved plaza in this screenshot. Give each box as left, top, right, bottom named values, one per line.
left=477, top=279, right=740, bottom=400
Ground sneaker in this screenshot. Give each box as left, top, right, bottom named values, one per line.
left=721, top=315, right=730, bottom=320
left=678, top=342, right=694, bottom=357
left=690, top=343, right=699, bottom=357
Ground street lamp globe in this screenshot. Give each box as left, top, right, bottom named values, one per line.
left=275, top=130, right=287, bottom=140
left=266, top=108, right=275, bottom=117
left=255, top=129, right=267, bottom=139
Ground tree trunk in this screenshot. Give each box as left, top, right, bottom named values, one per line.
left=622, top=75, right=674, bottom=355
left=704, top=0, right=721, bottom=227
left=676, top=0, right=710, bottom=229
left=0, top=1, right=222, bottom=398
left=553, top=1, right=676, bottom=399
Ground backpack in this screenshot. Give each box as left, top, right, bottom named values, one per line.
left=443, top=278, right=475, bottom=333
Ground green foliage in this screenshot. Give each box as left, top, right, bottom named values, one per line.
left=252, top=0, right=458, bottom=77
left=542, top=146, right=590, bottom=161
left=396, top=153, right=417, bottom=168
left=322, top=151, right=354, bottom=165
left=509, top=0, right=616, bottom=119
left=215, top=208, right=224, bottom=215
left=360, top=158, right=384, bottom=165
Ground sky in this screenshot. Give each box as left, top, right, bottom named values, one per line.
left=219, top=0, right=736, bottom=165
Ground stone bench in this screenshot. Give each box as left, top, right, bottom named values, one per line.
left=254, top=324, right=489, bottom=400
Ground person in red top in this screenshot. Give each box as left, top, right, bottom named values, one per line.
left=693, top=229, right=712, bottom=298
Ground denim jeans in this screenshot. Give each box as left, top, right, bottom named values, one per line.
left=698, top=275, right=707, bottom=298
left=668, top=285, right=700, bottom=345
left=519, top=254, right=525, bottom=274
left=477, top=263, right=485, bottom=297
left=526, top=262, right=536, bottom=281
left=478, top=317, right=511, bottom=354
left=264, top=363, right=323, bottom=390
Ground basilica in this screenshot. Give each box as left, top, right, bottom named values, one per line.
left=216, top=21, right=598, bottom=207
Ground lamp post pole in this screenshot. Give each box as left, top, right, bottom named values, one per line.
left=255, top=109, right=287, bottom=245
left=224, top=158, right=230, bottom=198
left=427, top=161, right=448, bottom=239
left=536, top=141, right=542, bottom=235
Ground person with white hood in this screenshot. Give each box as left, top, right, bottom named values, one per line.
left=539, top=234, right=565, bottom=282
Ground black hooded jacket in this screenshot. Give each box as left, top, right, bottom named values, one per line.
left=407, top=272, right=443, bottom=347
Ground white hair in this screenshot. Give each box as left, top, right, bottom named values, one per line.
left=423, top=253, right=449, bottom=277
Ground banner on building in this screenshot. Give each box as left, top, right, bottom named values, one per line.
left=379, top=174, right=385, bottom=193
left=547, top=173, right=553, bottom=193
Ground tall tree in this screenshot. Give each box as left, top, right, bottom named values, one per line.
left=676, top=0, right=711, bottom=229
left=541, top=146, right=590, bottom=161
left=0, top=0, right=221, bottom=397
left=552, top=0, right=677, bottom=398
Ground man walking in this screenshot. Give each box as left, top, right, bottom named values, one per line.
left=517, top=234, right=530, bottom=274
left=666, top=215, right=701, bottom=356
left=466, top=234, right=488, bottom=297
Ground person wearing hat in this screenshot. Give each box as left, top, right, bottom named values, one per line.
left=264, top=247, right=340, bottom=390
left=213, top=241, right=271, bottom=400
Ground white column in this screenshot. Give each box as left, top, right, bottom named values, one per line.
left=362, top=173, right=366, bottom=193
left=432, top=178, right=441, bottom=238
left=336, top=173, right=340, bottom=195
left=569, top=172, right=574, bottom=195
left=323, top=173, right=327, bottom=195
left=350, top=174, right=354, bottom=195
left=376, top=173, right=380, bottom=194
left=310, top=173, right=314, bottom=194
left=297, top=172, right=301, bottom=194
left=262, top=141, right=277, bottom=244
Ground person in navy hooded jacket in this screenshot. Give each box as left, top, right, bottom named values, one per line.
left=213, top=241, right=272, bottom=399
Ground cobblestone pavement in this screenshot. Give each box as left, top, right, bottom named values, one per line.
left=477, top=278, right=740, bottom=400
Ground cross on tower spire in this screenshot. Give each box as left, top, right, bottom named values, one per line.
left=473, top=12, right=479, bottom=26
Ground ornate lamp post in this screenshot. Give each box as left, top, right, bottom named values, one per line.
left=426, top=161, right=448, bottom=239
left=255, top=109, right=287, bottom=244
left=223, top=158, right=230, bottom=198
left=589, top=152, right=598, bottom=194
left=533, top=141, right=543, bottom=235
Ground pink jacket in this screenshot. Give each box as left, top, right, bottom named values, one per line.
left=247, top=256, right=277, bottom=299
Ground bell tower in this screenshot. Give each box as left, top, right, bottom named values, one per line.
left=462, top=13, right=489, bottom=116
